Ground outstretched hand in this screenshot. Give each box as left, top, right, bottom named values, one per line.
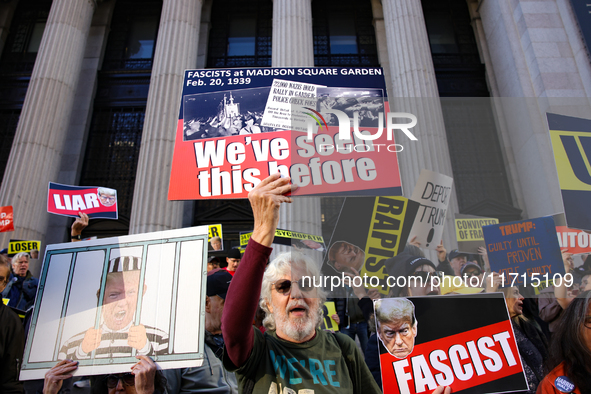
left=71, top=212, right=89, bottom=241
left=43, top=360, right=78, bottom=394
left=249, top=173, right=297, bottom=247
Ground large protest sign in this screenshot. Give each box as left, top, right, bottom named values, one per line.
left=169, top=67, right=405, bottom=200
left=323, top=196, right=419, bottom=295
left=240, top=228, right=325, bottom=252
left=0, top=205, right=14, bottom=232
left=47, top=182, right=118, bottom=219
left=455, top=214, right=499, bottom=254
left=408, top=170, right=454, bottom=250
left=20, top=226, right=209, bottom=380
left=377, top=294, right=527, bottom=394
left=483, top=216, right=565, bottom=287
left=547, top=112, right=591, bottom=231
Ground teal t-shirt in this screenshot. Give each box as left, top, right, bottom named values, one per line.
left=224, top=328, right=381, bottom=393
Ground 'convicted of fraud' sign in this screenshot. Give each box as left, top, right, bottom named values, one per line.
left=455, top=214, right=499, bottom=254
left=377, top=294, right=527, bottom=394
left=483, top=216, right=565, bottom=286
left=168, top=67, right=404, bottom=200
left=547, top=112, right=591, bottom=231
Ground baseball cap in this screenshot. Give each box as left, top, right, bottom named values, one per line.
left=0, top=248, right=7, bottom=254
left=227, top=248, right=242, bottom=260
left=448, top=249, right=468, bottom=260
left=461, top=262, right=482, bottom=275
left=207, top=269, right=233, bottom=299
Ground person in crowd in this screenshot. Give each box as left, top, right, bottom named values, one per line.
left=408, top=237, right=454, bottom=276
left=210, top=236, right=222, bottom=251
left=502, top=286, right=548, bottom=394
left=164, top=269, right=238, bottom=393
left=0, top=248, right=11, bottom=265
left=207, top=256, right=221, bottom=272
left=221, top=173, right=381, bottom=393
left=0, top=261, right=25, bottom=393
left=537, top=291, right=591, bottom=394
left=43, top=356, right=166, bottom=394
left=446, top=249, right=468, bottom=276
left=223, top=249, right=241, bottom=276
left=29, top=249, right=39, bottom=259
left=2, top=252, right=38, bottom=310
left=461, top=262, right=484, bottom=288
left=331, top=285, right=368, bottom=355
left=374, top=298, right=417, bottom=359
left=59, top=256, right=168, bottom=360
left=239, top=114, right=261, bottom=135
left=71, top=212, right=89, bottom=242
left=555, top=250, right=591, bottom=309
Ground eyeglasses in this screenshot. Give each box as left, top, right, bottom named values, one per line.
left=585, top=316, right=591, bottom=329
left=105, top=373, right=135, bottom=388
left=272, top=278, right=314, bottom=295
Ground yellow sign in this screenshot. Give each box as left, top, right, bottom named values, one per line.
left=360, top=197, right=413, bottom=295
left=455, top=218, right=499, bottom=241
left=240, top=229, right=324, bottom=247
left=208, top=224, right=222, bottom=240
left=320, top=301, right=339, bottom=331
left=549, top=129, right=591, bottom=191
left=8, top=240, right=41, bottom=255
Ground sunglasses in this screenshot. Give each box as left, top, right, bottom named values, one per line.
left=105, top=373, right=135, bottom=388
left=411, top=271, right=444, bottom=282
left=272, top=278, right=314, bottom=295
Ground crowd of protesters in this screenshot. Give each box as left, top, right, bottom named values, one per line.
left=1, top=175, right=591, bottom=393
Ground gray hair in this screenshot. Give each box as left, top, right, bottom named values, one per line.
left=12, top=252, right=30, bottom=264
left=259, top=251, right=327, bottom=330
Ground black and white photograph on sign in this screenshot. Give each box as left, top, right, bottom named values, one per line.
left=316, top=87, right=385, bottom=128
left=20, top=226, right=209, bottom=380
left=183, top=87, right=277, bottom=141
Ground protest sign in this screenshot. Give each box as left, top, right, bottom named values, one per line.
left=169, top=67, right=405, bottom=200
left=8, top=240, right=41, bottom=256
left=323, top=196, right=419, bottom=295
left=0, top=205, right=14, bottom=232
left=455, top=214, right=499, bottom=254
left=20, top=226, right=209, bottom=380
left=408, top=170, right=454, bottom=250
left=483, top=216, right=565, bottom=287
left=556, top=225, right=591, bottom=254
left=47, top=182, right=118, bottom=219
left=240, top=228, right=325, bottom=252
left=320, top=301, right=339, bottom=331
left=208, top=224, right=223, bottom=251
left=547, top=112, right=591, bottom=231
left=377, top=294, right=527, bottom=394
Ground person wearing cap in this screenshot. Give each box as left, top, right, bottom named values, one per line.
left=163, top=268, right=238, bottom=393
left=461, top=262, right=483, bottom=288
left=58, top=256, right=168, bottom=360
left=447, top=249, right=468, bottom=276
left=2, top=251, right=39, bottom=310
left=208, top=256, right=221, bottom=272
left=223, top=248, right=241, bottom=276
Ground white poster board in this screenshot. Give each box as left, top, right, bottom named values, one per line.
left=21, top=226, right=209, bottom=380
left=408, top=169, right=454, bottom=250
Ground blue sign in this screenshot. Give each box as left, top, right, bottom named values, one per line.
left=483, top=216, right=565, bottom=286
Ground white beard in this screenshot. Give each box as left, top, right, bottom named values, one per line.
left=274, top=299, right=320, bottom=342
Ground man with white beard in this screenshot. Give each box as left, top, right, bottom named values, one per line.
left=221, top=173, right=380, bottom=393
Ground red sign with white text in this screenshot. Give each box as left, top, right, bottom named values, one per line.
left=556, top=225, right=591, bottom=254
left=0, top=206, right=14, bottom=232
left=47, top=182, right=118, bottom=219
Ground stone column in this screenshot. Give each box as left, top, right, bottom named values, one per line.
left=0, top=0, right=96, bottom=250
left=272, top=0, right=321, bottom=259
left=381, top=0, right=460, bottom=251
left=272, top=0, right=314, bottom=67
left=129, top=0, right=202, bottom=234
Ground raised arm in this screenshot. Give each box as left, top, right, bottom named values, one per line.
left=222, top=173, right=296, bottom=368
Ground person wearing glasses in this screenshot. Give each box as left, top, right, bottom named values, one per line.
left=1, top=251, right=39, bottom=310
left=42, top=355, right=167, bottom=394
left=0, top=261, right=25, bottom=393
left=221, top=173, right=381, bottom=393
left=97, top=187, right=117, bottom=207
left=374, top=298, right=417, bottom=359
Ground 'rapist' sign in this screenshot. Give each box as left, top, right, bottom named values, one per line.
left=47, top=182, right=118, bottom=219
left=377, top=294, right=527, bottom=394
